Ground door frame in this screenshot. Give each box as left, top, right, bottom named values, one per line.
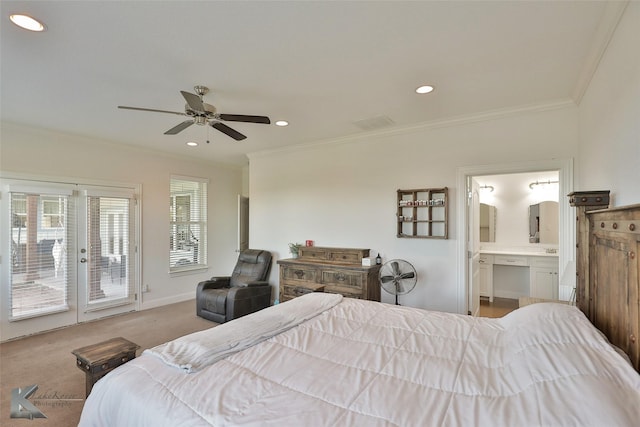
left=0, top=172, right=141, bottom=341
left=455, top=159, right=574, bottom=315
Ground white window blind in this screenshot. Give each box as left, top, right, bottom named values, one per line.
left=9, top=191, right=75, bottom=320
left=84, top=195, right=135, bottom=310
left=169, top=176, right=207, bottom=273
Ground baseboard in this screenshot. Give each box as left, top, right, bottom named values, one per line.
left=141, top=291, right=195, bottom=310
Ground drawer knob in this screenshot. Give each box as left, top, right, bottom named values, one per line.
left=336, top=273, right=346, bottom=281
left=631, top=334, right=637, bottom=344
left=294, top=270, right=304, bottom=279
left=121, top=357, right=128, bottom=363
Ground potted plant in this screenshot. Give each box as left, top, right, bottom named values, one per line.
left=288, top=243, right=302, bottom=258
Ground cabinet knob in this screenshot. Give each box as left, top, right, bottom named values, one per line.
left=630, top=334, right=637, bottom=344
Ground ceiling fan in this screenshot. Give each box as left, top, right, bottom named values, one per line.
left=118, top=85, right=270, bottom=141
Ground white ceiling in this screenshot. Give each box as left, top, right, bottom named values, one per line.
left=0, top=1, right=622, bottom=166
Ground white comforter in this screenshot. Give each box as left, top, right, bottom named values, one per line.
left=79, top=295, right=640, bottom=426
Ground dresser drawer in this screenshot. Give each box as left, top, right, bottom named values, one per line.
left=297, top=246, right=369, bottom=265
left=281, top=283, right=325, bottom=301
left=281, top=265, right=318, bottom=282
left=321, top=269, right=363, bottom=289
left=327, top=250, right=365, bottom=265
left=297, top=247, right=329, bottom=261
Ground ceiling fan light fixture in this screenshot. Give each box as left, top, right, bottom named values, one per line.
left=186, top=141, right=198, bottom=147
left=9, top=14, right=46, bottom=31
left=275, top=120, right=289, bottom=127
left=415, top=85, right=434, bottom=94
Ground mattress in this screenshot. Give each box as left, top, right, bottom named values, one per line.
left=79, top=294, right=640, bottom=426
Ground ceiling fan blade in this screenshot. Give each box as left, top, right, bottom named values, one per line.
left=180, top=91, right=205, bottom=112
left=118, top=106, right=187, bottom=116
left=211, top=122, right=247, bottom=141
left=164, top=120, right=194, bottom=135
left=218, top=114, right=271, bottom=124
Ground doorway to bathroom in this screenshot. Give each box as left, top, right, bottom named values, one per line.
left=456, top=159, right=574, bottom=317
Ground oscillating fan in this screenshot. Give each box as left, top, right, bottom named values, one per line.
left=379, top=259, right=417, bottom=305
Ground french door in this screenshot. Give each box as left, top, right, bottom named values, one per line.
left=1, top=180, right=139, bottom=340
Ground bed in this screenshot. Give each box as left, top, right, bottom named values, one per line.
left=79, top=203, right=640, bottom=427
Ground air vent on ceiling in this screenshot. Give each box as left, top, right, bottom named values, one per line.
left=352, top=115, right=395, bottom=131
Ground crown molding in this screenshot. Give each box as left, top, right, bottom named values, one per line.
left=247, top=98, right=576, bottom=160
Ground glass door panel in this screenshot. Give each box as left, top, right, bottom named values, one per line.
left=78, top=189, right=136, bottom=322
left=1, top=185, right=77, bottom=341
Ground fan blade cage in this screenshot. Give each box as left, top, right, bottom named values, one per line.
left=378, top=259, right=417, bottom=296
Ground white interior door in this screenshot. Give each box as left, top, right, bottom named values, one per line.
left=237, top=195, right=249, bottom=252
left=467, top=177, right=481, bottom=316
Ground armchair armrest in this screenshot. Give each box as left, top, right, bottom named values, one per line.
left=246, top=280, right=269, bottom=287
left=197, top=276, right=231, bottom=294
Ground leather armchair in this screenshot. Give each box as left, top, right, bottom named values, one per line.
left=196, top=249, right=272, bottom=323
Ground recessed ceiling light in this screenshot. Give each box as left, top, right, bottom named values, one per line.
left=415, top=85, right=434, bottom=94
left=9, top=14, right=46, bottom=32
left=186, top=141, right=198, bottom=147
left=275, top=120, right=289, bottom=127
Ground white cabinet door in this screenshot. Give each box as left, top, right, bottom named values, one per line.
left=530, top=267, right=558, bottom=299
left=479, top=255, right=494, bottom=302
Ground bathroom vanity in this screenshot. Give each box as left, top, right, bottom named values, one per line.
left=479, top=250, right=558, bottom=302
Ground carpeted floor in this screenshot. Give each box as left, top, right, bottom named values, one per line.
left=0, top=299, right=214, bottom=427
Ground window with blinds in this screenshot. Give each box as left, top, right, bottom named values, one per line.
left=169, top=176, right=208, bottom=273
left=9, top=191, right=75, bottom=320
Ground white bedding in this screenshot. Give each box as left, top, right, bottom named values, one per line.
left=146, top=293, right=343, bottom=373
left=79, top=295, right=640, bottom=426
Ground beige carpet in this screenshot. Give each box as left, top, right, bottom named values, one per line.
left=0, top=300, right=214, bottom=427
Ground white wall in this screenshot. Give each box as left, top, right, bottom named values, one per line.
left=578, top=2, right=640, bottom=205
left=0, top=122, right=243, bottom=309
left=249, top=106, right=578, bottom=313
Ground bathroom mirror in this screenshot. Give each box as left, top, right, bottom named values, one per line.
left=479, top=203, right=496, bottom=242
left=529, top=201, right=558, bottom=244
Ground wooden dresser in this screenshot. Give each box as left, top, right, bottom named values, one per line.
left=277, top=247, right=381, bottom=302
